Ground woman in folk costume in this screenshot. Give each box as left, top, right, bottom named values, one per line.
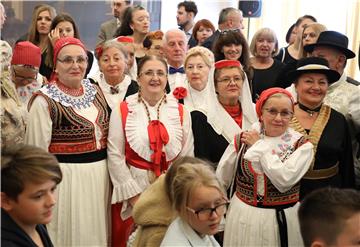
left=92, top=39, right=138, bottom=110
left=191, top=59, right=257, bottom=165
left=107, top=55, right=194, bottom=247
left=216, top=88, right=314, bottom=246
left=25, top=37, right=111, bottom=246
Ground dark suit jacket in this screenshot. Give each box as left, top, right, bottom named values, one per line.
left=201, top=30, right=221, bottom=51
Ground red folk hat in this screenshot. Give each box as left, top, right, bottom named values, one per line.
left=53, top=37, right=86, bottom=65
left=116, top=36, right=134, bottom=43
left=214, top=60, right=241, bottom=69
left=11, top=41, right=41, bottom=68
left=255, top=87, right=294, bottom=118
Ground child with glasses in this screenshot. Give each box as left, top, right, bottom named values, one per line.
left=217, top=87, right=314, bottom=247
left=161, top=157, right=227, bottom=246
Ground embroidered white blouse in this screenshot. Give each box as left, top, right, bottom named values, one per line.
left=107, top=93, right=194, bottom=219
left=216, top=122, right=314, bottom=194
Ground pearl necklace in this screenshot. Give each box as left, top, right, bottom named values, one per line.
left=140, top=95, right=167, bottom=123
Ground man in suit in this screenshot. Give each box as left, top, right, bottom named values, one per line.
left=96, top=0, right=131, bottom=46
left=202, top=7, right=244, bottom=50
left=176, top=1, right=198, bottom=46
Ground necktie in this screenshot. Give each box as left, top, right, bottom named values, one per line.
left=110, top=86, right=119, bottom=94
left=169, top=67, right=185, bottom=74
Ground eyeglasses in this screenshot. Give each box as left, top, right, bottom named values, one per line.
left=186, top=202, right=229, bottom=221
left=57, top=56, right=88, bottom=66
left=140, top=70, right=167, bottom=78
left=217, top=76, right=243, bottom=85
left=12, top=68, right=38, bottom=84
left=264, top=108, right=293, bottom=120
left=220, top=28, right=241, bottom=35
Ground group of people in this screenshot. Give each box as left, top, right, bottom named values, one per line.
left=1, top=1, right=360, bottom=247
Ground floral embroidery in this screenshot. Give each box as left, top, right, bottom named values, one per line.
left=42, top=79, right=97, bottom=109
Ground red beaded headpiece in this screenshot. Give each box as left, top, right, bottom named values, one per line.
left=214, top=60, right=241, bottom=69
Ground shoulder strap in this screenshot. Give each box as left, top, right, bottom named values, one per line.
left=178, top=103, right=184, bottom=126
left=281, top=47, right=286, bottom=63
left=120, top=101, right=129, bottom=132
left=234, top=133, right=242, bottom=152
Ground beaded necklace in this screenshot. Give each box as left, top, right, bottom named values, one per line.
left=139, top=95, right=167, bottom=123
left=56, top=80, right=84, bottom=97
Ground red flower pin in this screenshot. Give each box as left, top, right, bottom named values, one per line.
left=172, top=87, right=187, bottom=100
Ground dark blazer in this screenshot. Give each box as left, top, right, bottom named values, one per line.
left=201, top=30, right=221, bottom=50
left=1, top=209, right=54, bottom=247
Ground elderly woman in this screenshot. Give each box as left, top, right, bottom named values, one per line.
left=42, top=13, right=94, bottom=79
left=249, top=27, right=285, bottom=102
left=143, top=30, right=165, bottom=58
left=25, top=37, right=111, bottom=246
left=288, top=57, right=355, bottom=198
left=217, top=88, right=314, bottom=246
left=161, top=157, right=227, bottom=246
left=93, top=39, right=138, bottom=109
left=115, top=5, right=150, bottom=60
left=107, top=55, right=194, bottom=246
left=213, top=29, right=252, bottom=81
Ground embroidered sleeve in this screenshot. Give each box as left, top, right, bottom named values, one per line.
left=107, top=105, right=142, bottom=208
left=245, top=139, right=314, bottom=193
left=25, top=96, right=52, bottom=150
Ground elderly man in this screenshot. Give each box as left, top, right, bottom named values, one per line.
left=1, top=41, right=41, bottom=147
left=305, top=30, right=360, bottom=188
left=163, top=29, right=188, bottom=91
left=202, top=7, right=244, bottom=50
left=96, top=0, right=131, bottom=46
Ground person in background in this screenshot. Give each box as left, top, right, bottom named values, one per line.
left=298, top=23, right=327, bottom=59
left=202, top=7, right=244, bottom=50
left=298, top=187, right=360, bottom=247
left=1, top=40, right=25, bottom=148
left=143, top=30, right=165, bottom=58
left=43, top=13, right=94, bottom=80
left=107, top=55, right=194, bottom=247
left=97, top=0, right=131, bottom=46
left=190, top=19, right=215, bottom=48
left=217, top=88, right=313, bottom=247
left=1, top=144, right=62, bottom=247
left=10, top=41, right=43, bottom=121
left=114, top=5, right=150, bottom=60
left=115, top=36, right=137, bottom=80
left=93, top=39, right=138, bottom=109
left=176, top=1, right=198, bottom=45
left=275, top=15, right=316, bottom=65
left=161, top=157, right=227, bottom=247
left=26, top=4, right=56, bottom=53
left=213, top=29, right=252, bottom=83
left=0, top=3, right=5, bottom=34
left=285, top=23, right=297, bottom=46
left=249, top=27, right=285, bottom=102
left=162, top=29, right=188, bottom=91
left=25, top=37, right=111, bottom=246
left=287, top=57, right=355, bottom=198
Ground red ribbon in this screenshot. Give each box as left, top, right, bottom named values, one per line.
left=147, top=120, right=170, bottom=176
left=172, top=87, right=187, bottom=100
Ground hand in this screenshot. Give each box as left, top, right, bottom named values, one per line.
left=240, top=130, right=260, bottom=147
left=48, top=28, right=60, bottom=47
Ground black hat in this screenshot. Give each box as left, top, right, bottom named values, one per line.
left=304, top=31, right=355, bottom=59
left=287, top=57, right=340, bottom=84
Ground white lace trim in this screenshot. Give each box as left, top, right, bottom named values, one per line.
left=125, top=93, right=183, bottom=162
left=40, top=79, right=97, bottom=109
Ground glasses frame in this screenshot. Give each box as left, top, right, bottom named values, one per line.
left=139, top=70, right=167, bottom=78
left=12, top=67, right=38, bottom=84
left=186, top=201, right=229, bottom=221
left=263, top=108, right=294, bottom=120
left=217, top=76, right=243, bottom=85
left=57, top=55, right=88, bottom=66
